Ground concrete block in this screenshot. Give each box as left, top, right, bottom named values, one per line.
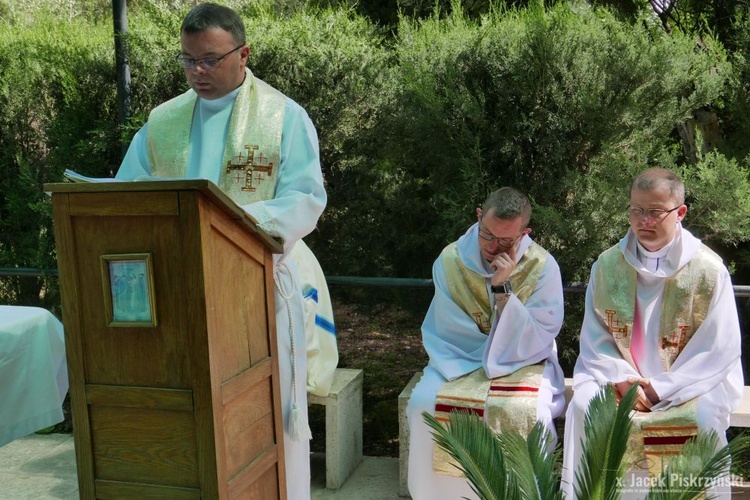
left=308, top=368, right=364, bottom=489
left=397, top=371, right=422, bottom=498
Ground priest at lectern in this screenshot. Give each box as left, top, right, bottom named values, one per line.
left=115, top=3, right=334, bottom=498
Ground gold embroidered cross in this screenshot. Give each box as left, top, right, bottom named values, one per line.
left=605, top=309, right=630, bottom=339
left=661, top=325, right=690, bottom=352
left=225, top=145, right=275, bottom=192
left=472, top=312, right=490, bottom=334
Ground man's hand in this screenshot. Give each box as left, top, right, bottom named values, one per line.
left=490, top=242, right=517, bottom=286
left=614, top=378, right=656, bottom=412
left=629, top=377, right=659, bottom=405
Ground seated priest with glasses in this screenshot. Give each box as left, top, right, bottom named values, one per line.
left=561, top=168, right=743, bottom=499
left=406, top=186, right=566, bottom=499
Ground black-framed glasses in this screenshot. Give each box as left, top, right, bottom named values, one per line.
left=477, top=225, right=523, bottom=248
left=175, top=44, right=244, bottom=70
left=627, top=206, right=680, bottom=220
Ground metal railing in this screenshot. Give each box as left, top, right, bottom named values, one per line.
left=3, top=267, right=750, bottom=297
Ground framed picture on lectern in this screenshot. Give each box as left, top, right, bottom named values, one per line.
left=100, top=253, right=157, bottom=327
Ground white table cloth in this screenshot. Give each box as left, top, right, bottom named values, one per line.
left=0, top=306, right=68, bottom=447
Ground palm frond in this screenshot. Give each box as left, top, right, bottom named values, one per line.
left=423, top=410, right=517, bottom=500
left=525, top=422, right=564, bottom=500
left=424, top=387, right=750, bottom=500
left=574, top=384, right=639, bottom=500
left=646, top=431, right=750, bottom=500
left=497, top=428, right=544, bottom=499
left=498, top=421, right=563, bottom=500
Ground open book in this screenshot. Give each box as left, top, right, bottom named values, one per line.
left=63, top=169, right=120, bottom=183
left=63, top=169, right=156, bottom=183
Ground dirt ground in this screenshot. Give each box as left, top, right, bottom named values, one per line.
left=309, top=295, right=429, bottom=457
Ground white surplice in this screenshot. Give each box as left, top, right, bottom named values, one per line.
left=406, top=223, right=566, bottom=499
left=561, top=226, right=743, bottom=499
left=117, top=79, right=326, bottom=499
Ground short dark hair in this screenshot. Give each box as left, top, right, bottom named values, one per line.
left=631, top=168, right=685, bottom=205
left=482, top=187, right=531, bottom=227
left=181, top=3, right=246, bottom=45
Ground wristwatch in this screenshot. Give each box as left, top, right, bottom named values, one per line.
left=491, top=280, right=512, bottom=297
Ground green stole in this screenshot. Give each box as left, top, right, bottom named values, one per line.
left=145, top=70, right=286, bottom=205
left=433, top=241, right=548, bottom=476
left=593, top=242, right=723, bottom=476
left=440, top=240, right=547, bottom=334
left=593, top=243, right=721, bottom=371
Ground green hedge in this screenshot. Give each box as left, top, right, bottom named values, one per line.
left=1, top=2, right=750, bottom=316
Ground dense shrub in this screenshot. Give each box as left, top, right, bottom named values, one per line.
left=237, top=6, right=396, bottom=275
left=0, top=12, right=115, bottom=307
left=379, top=3, right=735, bottom=282
left=1, top=0, right=750, bottom=322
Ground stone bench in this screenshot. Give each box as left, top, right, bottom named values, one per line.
left=308, top=367, right=364, bottom=490
left=397, top=371, right=422, bottom=497
left=397, top=371, right=750, bottom=497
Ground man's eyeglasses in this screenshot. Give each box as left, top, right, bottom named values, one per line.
left=627, top=206, right=680, bottom=220
left=478, top=227, right=523, bottom=248
left=175, top=44, right=244, bottom=70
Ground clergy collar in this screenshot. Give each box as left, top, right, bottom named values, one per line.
left=635, top=237, right=674, bottom=272
left=622, top=225, right=691, bottom=276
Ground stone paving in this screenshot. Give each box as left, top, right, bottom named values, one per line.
left=0, top=433, right=402, bottom=500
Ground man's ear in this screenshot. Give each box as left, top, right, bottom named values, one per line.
left=239, top=45, right=251, bottom=65
left=676, top=204, right=688, bottom=222
left=476, top=207, right=483, bottom=222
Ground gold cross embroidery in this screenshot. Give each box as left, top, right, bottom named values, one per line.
left=661, top=325, right=690, bottom=352
left=472, top=312, right=491, bottom=334
left=225, top=145, right=274, bottom=192
left=605, top=309, right=630, bottom=339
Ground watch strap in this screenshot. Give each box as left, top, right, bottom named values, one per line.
left=490, top=280, right=512, bottom=296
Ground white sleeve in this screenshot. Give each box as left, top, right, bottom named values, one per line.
left=421, top=257, right=488, bottom=381
left=483, top=254, right=564, bottom=377
left=115, top=124, right=152, bottom=180
left=649, top=269, right=743, bottom=409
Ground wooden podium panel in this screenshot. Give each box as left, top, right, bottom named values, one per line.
left=46, top=180, right=286, bottom=499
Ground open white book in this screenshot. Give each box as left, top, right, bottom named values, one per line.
left=63, top=169, right=156, bottom=183
left=63, top=169, right=120, bottom=183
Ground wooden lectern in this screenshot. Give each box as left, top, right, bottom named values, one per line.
left=46, top=180, right=287, bottom=499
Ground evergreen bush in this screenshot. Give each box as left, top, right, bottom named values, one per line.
left=383, top=2, right=731, bottom=281
left=0, top=11, right=115, bottom=308
left=1, top=0, right=750, bottom=343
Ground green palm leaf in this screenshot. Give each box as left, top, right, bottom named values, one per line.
left=646, top=431, right=750, bottom=500
left=423, top=410, right=518, bottom=500
left=498, top=421, right=563, bottom=500
left=525, top=422, right=564, bottom=500
left=425, top=387, right=750, bottom=500
left=574, top=385, right=639, bottom=500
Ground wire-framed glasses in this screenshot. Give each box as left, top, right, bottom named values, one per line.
left=627, top=206, right=680, bottom=220
left=175, top=44, right=244, bottom=70
left=477, top=226, right=523, bottom=248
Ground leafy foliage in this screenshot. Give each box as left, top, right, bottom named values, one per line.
left=426, top=385, right=750, bottom=498
left=574, top=385, right=638, bottom=499
left=0, top=10, right=115, bottom=306
left=681, top=151, right=750, bottom=244
left=383, top=2, right=731, bottom=282
left=240, top=6, right=397, bottom=274
left=423, top=409, right=530, bottom=499
left=2, top=1, right=750, bottom=328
